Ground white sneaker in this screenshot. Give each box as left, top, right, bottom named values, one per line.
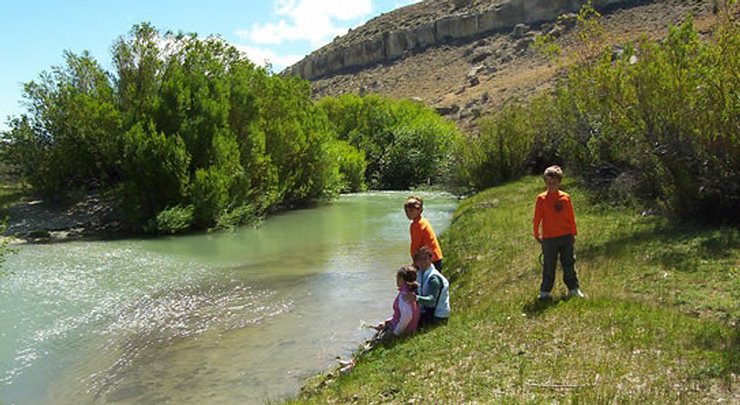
left=568, top=288, right=586, bottom=298
left=538, top=291, right=552, bottom=300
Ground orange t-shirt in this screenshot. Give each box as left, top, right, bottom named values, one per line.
left=410, top=217, right=443, bottom=261
left=533, top=190, right=577, bottom=239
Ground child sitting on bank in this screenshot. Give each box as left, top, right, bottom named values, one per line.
left=374, top=265, right=421, bottom=341
left=404, top=196, right=444, bottom=271
left=411, top=246, right=450, bottom=327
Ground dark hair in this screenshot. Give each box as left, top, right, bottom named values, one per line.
left=413, top=245, right=433, bottom=261
left=397, top=265, right=419, bottom=292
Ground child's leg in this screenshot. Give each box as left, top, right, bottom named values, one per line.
left=560, top=234, right=579, bottom=290
left=540, top=238, right=558, bottom=293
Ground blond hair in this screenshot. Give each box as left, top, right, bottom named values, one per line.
left=543, top=165, right=563, bottom=181
left=405, top=196, right=423, bottom=210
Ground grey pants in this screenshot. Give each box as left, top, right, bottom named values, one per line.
left=540, top=234, right=579, bottom=292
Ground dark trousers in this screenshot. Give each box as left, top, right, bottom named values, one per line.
left=419, top=310, right=448, bottom=328
left=540, top=234, right=579, bottom=292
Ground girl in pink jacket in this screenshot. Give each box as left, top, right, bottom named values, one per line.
left=375, top=265, right=420, bottom=337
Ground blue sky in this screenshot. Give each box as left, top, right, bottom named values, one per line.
left=0, top=0, right=419, bottom=131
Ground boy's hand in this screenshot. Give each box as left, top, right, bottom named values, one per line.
left=534, top=236, right=542, bottom=244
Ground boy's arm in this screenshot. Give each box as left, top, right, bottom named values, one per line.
left=533, top=196, right=544, bottom=241
left=421, top=221, right=437, bottom=247
left=567, top=196, right=577, bottom=236
left=410, top=222, right=421, bottom=258
left=417, top=276, right=442, bottom=308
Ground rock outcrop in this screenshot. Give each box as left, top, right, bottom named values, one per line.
left=284, top=0, right=641, bottom=80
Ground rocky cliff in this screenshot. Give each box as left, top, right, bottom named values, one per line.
left=285, top=0, right=640, bottom=80
left=286, top=0, right=717, bottom=131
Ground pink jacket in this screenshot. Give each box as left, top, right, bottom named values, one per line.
left=386, top=284, right=420, bottom=335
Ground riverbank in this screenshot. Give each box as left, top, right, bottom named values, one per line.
left=287, top=176, right=739, bottom=404
left=1, top=188, right=129, bottom=244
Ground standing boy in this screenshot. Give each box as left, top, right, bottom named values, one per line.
left=533, top=165, right=585, bottom=299
left=404, top=196, right=444, bottom=271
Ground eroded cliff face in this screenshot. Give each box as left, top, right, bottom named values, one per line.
left=284, top=0, right=637, bottom=80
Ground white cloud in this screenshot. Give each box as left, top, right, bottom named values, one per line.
left=234, top=45, right=303, bottom=71
left=242, top=0, right=373, bottom=47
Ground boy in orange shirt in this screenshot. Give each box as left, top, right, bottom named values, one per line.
left=533, top=166, right=585, bottom=299
left=404, top=196, right=444, bottom=271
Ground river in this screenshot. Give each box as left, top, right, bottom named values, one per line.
left=0, top=191, right=457, bottom=404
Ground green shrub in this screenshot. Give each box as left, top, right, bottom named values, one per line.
left=214, top=204, right=259, bottom=231
left=455, top=99, right=540, bottom=190
left=120, top=123, right=190, bottom=230
left=318, top=95, right=460, bottom=189
left=144, top=204, right=194, bottom=235
left=332, top=140, right=367, bottom=192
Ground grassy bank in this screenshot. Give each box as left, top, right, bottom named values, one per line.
left=288, top=176, right=738, bottom=404
left=0, top=183, right=28, bottom=216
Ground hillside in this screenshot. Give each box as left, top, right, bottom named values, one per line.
left=288, top=0, right=724, bottom=131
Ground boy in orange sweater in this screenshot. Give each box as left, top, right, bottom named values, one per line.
left=404, top=196, right=444, bottom=271
left=533, top=166, right=585, bottom=299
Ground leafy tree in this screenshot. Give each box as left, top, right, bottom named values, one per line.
left=318, top=94, right=459, bottom=189
left=120, top=122, right=190, bottom=228
left=2, top=51, right=122, bottom=199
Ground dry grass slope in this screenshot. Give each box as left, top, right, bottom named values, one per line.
left=306, top=0, right=724, bottom=133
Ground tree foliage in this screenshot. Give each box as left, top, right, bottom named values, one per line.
left=1, top=24, right=342, bottom=232
left=1, top=23, right=458, bottom=233
left=318, top=94, right=459, bottom=189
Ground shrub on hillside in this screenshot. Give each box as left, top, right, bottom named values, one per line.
left=459, top=14, right=739, bottom=224
left=553, top=17, right=739, bottom=222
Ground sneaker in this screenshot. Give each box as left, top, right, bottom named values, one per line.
left=538, top=291, right=552, bottom=300
left=568, top=288, right=586, bottom=298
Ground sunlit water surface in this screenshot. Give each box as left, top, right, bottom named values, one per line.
left=0, top=192, right=457, bottom=404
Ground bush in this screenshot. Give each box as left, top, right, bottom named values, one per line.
left=551, top=17, right=740, bottom=222
left=455, top=100, right=539, bottom=190
left=332, top=140, right=367, bottom=192
left=318, top=94, right=460, bottom=189
left=120, top=123, right=190, bottom=230
left=144, top=204, right=194, bottom=235
left=214, top=204, right=259, bottom=231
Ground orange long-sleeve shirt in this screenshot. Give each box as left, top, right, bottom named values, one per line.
left=410, top=217, right=443, bottom=262
left=533, top=190, right=577, bottom=239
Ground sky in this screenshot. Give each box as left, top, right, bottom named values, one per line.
left=0, top=0, right=420, bottom=131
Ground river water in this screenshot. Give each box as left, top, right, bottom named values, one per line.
left=0, top=191, right=457, bottom=404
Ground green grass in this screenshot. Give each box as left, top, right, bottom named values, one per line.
left=287, top=176, right=739, bottom=404
left=0, top=182, right=30, bottom=217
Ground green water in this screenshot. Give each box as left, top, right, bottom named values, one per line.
left=0, top=191, right=457, bottom=404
